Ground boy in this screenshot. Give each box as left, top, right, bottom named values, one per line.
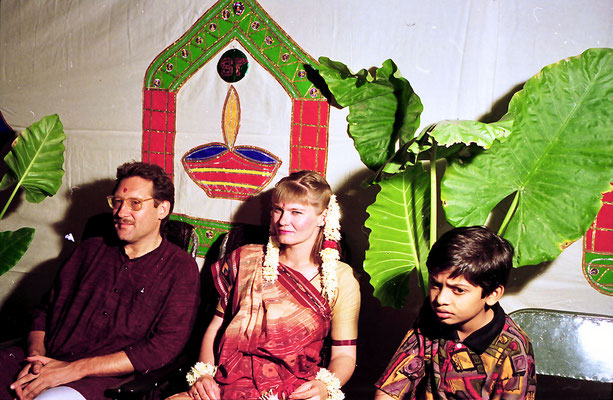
left=375, top=226, right=536, bottom=399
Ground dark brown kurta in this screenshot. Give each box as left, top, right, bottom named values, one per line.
left=0, top=237, right=200, bottom=399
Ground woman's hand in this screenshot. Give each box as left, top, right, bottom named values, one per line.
left=289, top=379, right=328, bottom=399
left=188, top=375, right=220, bottom=400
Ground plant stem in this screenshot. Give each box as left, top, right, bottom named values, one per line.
left=430, top=140, right=437, bottom=248
left=0, top=183, right=19, bottom=221
left=498, top=191, right=520, bottom=236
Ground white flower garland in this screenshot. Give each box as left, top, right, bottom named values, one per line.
left=315, top=367, right=345, bottom=400
left=259, top=389, right=282, bottom=400
left=185, top=362, right=217, bottom=386
left=262, top=236, right=280, bottom=283
left=263, top=195, right=341, bottom=303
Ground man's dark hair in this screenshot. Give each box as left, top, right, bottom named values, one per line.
left=426, top=226, right=514, bottom=297
left=114, top=161, right=174, bottom=225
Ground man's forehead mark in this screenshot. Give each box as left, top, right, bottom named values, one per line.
left=123, top=188, right=127, bottom=193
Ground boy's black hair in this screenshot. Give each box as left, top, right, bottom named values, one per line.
left=426, top=226, right=513, bottom=297
left=113, top=161, right=175, bottom=226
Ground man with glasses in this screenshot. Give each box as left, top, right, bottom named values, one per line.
left=2, top=161, right=200, bottom=400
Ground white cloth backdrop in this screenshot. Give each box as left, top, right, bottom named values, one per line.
left=1, top=1, right=612, bottom=332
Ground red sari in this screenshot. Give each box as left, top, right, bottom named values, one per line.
left=212, top=244, right=331, bottom=399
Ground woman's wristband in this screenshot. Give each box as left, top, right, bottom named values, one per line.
left=186, top=362, right=217, bottom=386
left=315, top=368, right=345, bottom=400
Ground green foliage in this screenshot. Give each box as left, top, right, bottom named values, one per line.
left=363, top=166, right=430, bottom=307
left=319, top=48, right=613, bottom=307
left=442, top=48, right=613, bottom=266
left=0, top=114, right=66, bottom=204
left=0, top=114, right=66, bottom=277
left=0, top=228, right=35, bottom=275
left=317, top=57, right=423, bottom=171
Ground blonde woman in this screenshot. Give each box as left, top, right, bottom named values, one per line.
left=169, top=171, right=360, bottom=400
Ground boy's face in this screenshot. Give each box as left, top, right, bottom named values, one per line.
left=429, top=269, right=503, bottom=339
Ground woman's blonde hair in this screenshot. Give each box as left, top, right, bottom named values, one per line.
left=270, top=170, right=332, bottom=263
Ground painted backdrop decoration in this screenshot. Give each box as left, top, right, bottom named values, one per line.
left=141, top=0, right=330, bottom=257
left=583, top=185, right=613, bottom=296
left=182, top=85, right=281, bottom=200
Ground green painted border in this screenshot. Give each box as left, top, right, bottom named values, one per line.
left=170, top=213, right=231, bottom=258
left=144, top=0, right=320, bottom=98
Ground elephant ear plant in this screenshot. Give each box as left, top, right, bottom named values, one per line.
left=318, top=48, right=613, bottom=308
left=0, top=114, right=66, bottom=276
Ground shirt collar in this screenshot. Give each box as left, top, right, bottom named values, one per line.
left=458, top=302, right=505, bottom=354
left=119, top=237, right=168, bottom=261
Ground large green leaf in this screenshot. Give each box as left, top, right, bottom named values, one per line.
left=429, top=115, right=513, bottom=149
left=0, top=114, right=65, bottom=203
left=442, top=48, right=613, bottom=266
left=318, top=57, right=423, bottom=170
left=0, top=228, right=35, bottom=276
left=364, top=166, right=430, bottom=307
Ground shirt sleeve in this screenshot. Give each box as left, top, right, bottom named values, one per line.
left=329, top=261, right=360, bottom=343
left=375, top=328, right=426, bottom=399
left=496, top=331, right=537, bottom=400
left=30, top=243, right=85, bottom=332
left=123, top=251, right=200, bottom=373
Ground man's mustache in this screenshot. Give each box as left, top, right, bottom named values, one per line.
left=114, top=218, right=135, bottom=225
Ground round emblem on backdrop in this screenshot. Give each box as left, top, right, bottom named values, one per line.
left=217, top=49, right=249, bottom=83
left=222, top=9, right=231, bottom=20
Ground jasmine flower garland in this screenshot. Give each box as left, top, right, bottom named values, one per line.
left=263, top=195, right=341, bottom=303
left=315, top=367, right=345, bottom=400
left=186, top=362, right=217, bottom=386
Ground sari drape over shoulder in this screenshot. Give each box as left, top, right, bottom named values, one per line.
left=212, top=244, right=332, bottom=399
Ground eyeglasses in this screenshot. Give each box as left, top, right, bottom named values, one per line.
left=106, top=196, right=157, bottom=211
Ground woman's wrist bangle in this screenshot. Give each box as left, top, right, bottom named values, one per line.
left=186, top=362, right=217, bottom=386
left=315, top=368, right=345, bottom=400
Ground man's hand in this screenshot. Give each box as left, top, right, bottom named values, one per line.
left=10, top=356, right=82, bottom=400
left=11, top=359, right=44, bottom=400
left=188, top=375, right=221, bottom=400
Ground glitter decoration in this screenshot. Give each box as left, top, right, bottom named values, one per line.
left=222, top=9, right=231, bottom=20
left=165, top=63, right=174, bottom=72
left=251, top=21, right=260, bottom=30
left=153, top=79, right=161, bottom=87
left=195, top=36, right=204, bottom=45
left=181, top=49, right=189, bottom=58
left=265, top=36, right=274, bottom=45
left=233, top=2, right=245, bottom=15
left=298, top=70, right=307, bottom=78
left=209, top=22, right=217, bottom=32
left=309, top=87, right=319, bottom=98
left=206, top=230, right=214, bottom=239
left=281, top=53, right=290, bottom=62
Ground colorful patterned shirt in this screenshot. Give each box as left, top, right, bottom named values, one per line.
left=376, top=303, right=536, bottom=399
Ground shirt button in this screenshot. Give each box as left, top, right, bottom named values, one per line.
left=113, top=288, right=119, bottom=293
left=102, top=311, right=108, bottom=316
left=123, top=265, right=128, bottom=270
